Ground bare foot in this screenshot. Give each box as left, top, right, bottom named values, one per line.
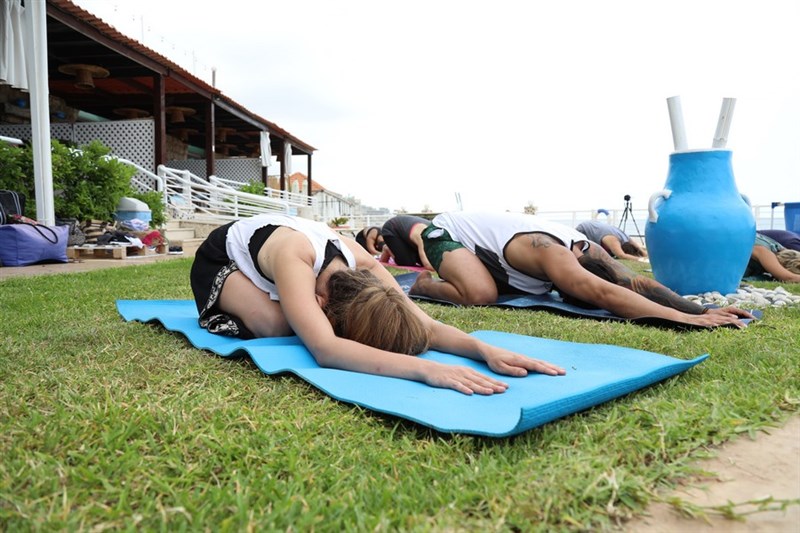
left=409, top=271, right=435, bottom=295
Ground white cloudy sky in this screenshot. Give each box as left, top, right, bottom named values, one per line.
left=74, top=0, right=799, bottom=214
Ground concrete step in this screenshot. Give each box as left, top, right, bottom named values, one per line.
left=164, top=227, right=197, bottom=242
left=162, top=219, right=226, bottom=257
left=177, top=237, right=203, bottom=257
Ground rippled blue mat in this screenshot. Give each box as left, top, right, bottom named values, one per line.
left=117, top=300, right=708, bottom=437
left=394, top=273, right=761, bottom=328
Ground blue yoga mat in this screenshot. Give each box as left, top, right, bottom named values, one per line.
left=117, top=300, right=708, bottom=437
left=394, top=273, right=761, bottom=328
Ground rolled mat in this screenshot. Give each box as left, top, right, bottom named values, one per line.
left=117, top=299, right=708, bottom=437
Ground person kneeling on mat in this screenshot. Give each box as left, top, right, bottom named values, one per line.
left=410, top=211, right=753, bottom=329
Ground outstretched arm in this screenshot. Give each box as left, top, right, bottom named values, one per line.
left=580, top=242, right=706, bottom=314
left=601, top=236, right=644, bottom=261
left=273, top=248, right=507, bottom=395
left=424, top=318, right=566, bottom=378
left=349, top=241, right=565, bottom=380
left=752, top=246, right=800, bottom=282
left=580, top=242, right=753, bottom=320
left=533, top=241, right=750, bottom=327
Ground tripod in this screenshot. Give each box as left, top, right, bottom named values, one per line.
left=618, top=195, right=642, bottom=239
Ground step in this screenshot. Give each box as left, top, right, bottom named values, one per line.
left=175, top=237, right=203, bottom=257
left=163, top=227, right=197, bottom=242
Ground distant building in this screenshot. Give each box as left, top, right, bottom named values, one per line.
left=273, top=173, right=364, bottom=224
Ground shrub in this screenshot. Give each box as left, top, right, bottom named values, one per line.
left=0, top=139, right=135, bottom=222
left=328, top=216, right=349, bottom=227
left=0, top=141, right=34, bottom=218
left=52, top=140, right=135, bottom=221
left=238, top=179, right=265, bottom=195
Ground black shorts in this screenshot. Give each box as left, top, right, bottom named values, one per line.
left=189, top=222, right=282, bottom=339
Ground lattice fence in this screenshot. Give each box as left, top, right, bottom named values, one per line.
left=74, top=120, right=155, bottom=193
left=166, top=158, right=262, bottom=185
left=0, top=120, right=155, bottom=193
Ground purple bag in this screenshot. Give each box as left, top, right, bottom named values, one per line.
left=0, top=223, right=68, bottom=266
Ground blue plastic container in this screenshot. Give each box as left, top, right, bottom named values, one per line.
left=115, top=210, right=151, bottom=223
left=645, top=150, right=755, bottom=296
left=784, top=202, right=800, bottom=232
left=115, top=197, right=152, bottom=224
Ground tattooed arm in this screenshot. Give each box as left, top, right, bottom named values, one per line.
left=575, top=242, right=754, bottom=320
left=504, top=234, right=751, bottom=327
left=577, top=242, right=706, bottom=314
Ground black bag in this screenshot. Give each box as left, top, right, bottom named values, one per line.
left=0, top=190, right=25, bottom=225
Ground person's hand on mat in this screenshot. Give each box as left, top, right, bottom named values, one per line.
left=705, top=306, right=755, bottom=320
left=483, top=347, right=567, bottom=377
left=687, top=306, right=754, bottom=328
left=424, top=363, right=509, bottom=395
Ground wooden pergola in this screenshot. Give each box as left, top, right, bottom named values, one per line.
left=44, top=0, right=316, bottom=193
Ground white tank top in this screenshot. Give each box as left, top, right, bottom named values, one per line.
left=226, top=214, right=356, bottom=301
left=431, top=211, right=588, bottom=294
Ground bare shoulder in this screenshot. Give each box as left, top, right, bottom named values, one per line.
left=259, top=227, right=315, bottom=276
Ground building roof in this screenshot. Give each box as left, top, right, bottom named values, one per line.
left=45, top=0, right=315, bottom=156
left=287, top=172, right=325, bottom=193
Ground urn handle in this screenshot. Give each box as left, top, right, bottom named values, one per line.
left=647, top=189, right=672, bottom=223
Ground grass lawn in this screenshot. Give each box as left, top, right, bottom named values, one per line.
left=1, top=258, right=798, bottom=531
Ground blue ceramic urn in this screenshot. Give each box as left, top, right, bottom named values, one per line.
left=645, top=150, right=755, bottom=296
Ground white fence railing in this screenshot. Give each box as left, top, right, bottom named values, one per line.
left=159, top=166, right=309, bottom=223
left=116, top=157, right=165, bottom=195
left=1, top=135, right=23, bottom=146
left=208, top=175, right=313, bottom=207
left=535, top=203, right=788, bottom=236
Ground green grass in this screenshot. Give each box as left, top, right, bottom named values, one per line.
left=0, top=259, right=798, bottom=531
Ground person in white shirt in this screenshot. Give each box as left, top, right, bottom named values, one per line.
left=411, top=211, right=753, bottom=329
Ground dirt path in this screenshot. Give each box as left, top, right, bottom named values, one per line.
left=625, top=415, right=800, bottom=532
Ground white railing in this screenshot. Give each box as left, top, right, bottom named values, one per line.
left=109, top=159, right=316, bottom=224
left=1, top=135, right=24, bottom=146
left=263, top=186, right=313, bottom=207
left=207, top=175, right=313, bottom=207
left=535, top=203, right=787, bottom=236
left=158, top=165, right=307, bottom=223
left=115, top=157, right=165, bottom=196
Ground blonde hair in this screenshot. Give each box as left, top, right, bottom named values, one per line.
left=324, top=270, right=431, bottom=355
left=777, top=249, right=800, bottom=275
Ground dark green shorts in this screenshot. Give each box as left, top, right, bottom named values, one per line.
left=420, top=225, right=465, bottom=271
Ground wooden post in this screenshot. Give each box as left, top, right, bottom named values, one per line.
left=205, top=100, right=216, bottom=177
left=153, top=74, right=166, bottom=167
left=306, top=153, right=313, bottom=199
